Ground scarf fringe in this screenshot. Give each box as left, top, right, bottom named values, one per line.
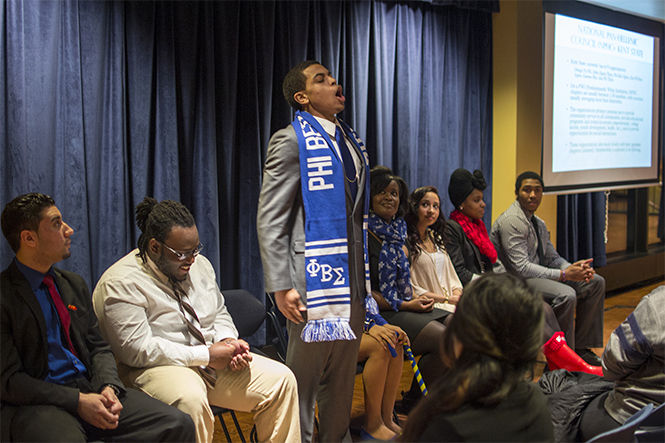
left=301, top=318, right=357, bottom=343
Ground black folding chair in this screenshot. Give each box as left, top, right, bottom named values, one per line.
left=265, top=292, right=289, bottom=363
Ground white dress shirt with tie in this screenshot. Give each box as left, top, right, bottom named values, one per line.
left=92, top=249, right=238, bottom=369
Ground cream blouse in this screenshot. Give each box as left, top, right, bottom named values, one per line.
left=410, top=243, right=463, bottom=311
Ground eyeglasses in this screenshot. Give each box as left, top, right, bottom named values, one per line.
left=160, top=242, right=204, bottom=261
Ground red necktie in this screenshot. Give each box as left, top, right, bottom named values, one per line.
left=42, top=275, right=78, bottom=357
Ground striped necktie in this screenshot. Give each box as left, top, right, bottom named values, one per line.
left=170, top=280, right=217, bottom=389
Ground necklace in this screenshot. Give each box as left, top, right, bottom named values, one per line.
left=419, top=230, right=452, bottom=297
left=419, top=230, right=436, bottom=253
left=420, top=246, right=449, bottom=298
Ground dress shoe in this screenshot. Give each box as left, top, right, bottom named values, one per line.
left=576, top=348, right=603, bottom=367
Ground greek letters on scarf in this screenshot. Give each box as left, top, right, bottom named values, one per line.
left=292, top=110, right=372, bottom=342
left=368, top=212, right=413, bottom=311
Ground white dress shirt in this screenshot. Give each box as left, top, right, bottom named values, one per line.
left=92, top=249, right=238, bottom=369
left=314, top=115, right=362, bottom=180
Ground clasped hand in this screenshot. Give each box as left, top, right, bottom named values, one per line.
left=77, top=386, right=122, bottom=430
left=209, top=338, right=252, bottom=371
left=401, top=296, right=434, bottom=312
left=566, top=258, right=595, bottom=282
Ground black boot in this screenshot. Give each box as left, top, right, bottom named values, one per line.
left=394, top=377, right=423, bottom=414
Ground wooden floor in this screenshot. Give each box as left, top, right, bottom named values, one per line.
left=214, top=280, right=664, bottom=442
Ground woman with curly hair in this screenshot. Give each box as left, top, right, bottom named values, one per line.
left=405, top=186, right=463, bottom=312
left=367, top=166, right=449, bottom=409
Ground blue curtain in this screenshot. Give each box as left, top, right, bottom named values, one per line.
left=657, top=39, right=664, bottom=242
left=556, top=192, right=608, bottom=267
left=367, top=1, right=494, bottom=224
left=659, top=183, right=664, bottom=241
left=2, top=0, right=494, bottom=341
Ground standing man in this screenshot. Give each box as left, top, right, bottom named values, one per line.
left=257, top=60, right=370, bottom=442
left=1, top=193, right=195, bottom=442
left=93, top=197, right=300, bottom=443
left=490, top=171, right=605, bottom=364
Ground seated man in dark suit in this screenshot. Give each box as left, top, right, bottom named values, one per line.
left=1, top=192, right=195, bottom=442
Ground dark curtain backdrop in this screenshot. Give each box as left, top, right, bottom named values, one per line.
left=660, top=65, right=665, bottom=242
left=2, top=0, right=494, bottom=343
left=557, top=192, right=608, bottom=267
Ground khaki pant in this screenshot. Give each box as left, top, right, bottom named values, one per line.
left=124, top=353, right=300, bottom=443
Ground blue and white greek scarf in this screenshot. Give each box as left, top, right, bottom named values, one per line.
left=293, top=110, right=374, bottom=342
left=368, top=212, right=413, bottom=311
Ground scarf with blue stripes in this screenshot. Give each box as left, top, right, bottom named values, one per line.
left=368, top=213, right=413, bottom=311
left=293, top=110, right=374, bottom=342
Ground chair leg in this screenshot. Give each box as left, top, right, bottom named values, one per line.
left=218, top=414, right=233, bottom=442
left=393, top=408, right=400, bottom=425
left=215, top=408, right=248, bottom=443
left=229, top=410, right=247, bottom=443
left=266, top=310, right=288, bottom=363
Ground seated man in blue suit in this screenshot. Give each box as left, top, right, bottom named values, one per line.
left=1, top=192, right=195, bottom=442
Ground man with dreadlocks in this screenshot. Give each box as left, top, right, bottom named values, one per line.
left=1, top=193, right=195, bottom=442
left=93, top=197, right=300, bottom=443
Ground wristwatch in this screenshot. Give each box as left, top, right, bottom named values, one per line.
left=102, top=384, right=120, bottom=396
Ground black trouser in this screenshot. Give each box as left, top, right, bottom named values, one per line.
left=579, top=391, right=621, bottom=441
left=9, top=387, right=195, bottom=442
